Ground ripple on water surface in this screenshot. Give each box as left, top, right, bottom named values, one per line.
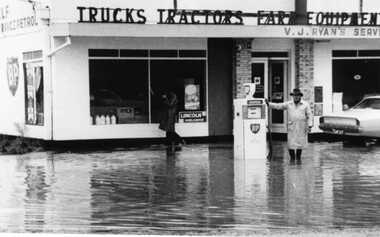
left=0, top=142, right=380, bottom=233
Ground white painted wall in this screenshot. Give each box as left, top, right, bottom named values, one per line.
left=52, top=37, right=208, bottom=140
left=313, top=41, right=333, bottom=131
left=0, top=30, right=51, bottom=139
left=179, top=0, right=294, bottom=12
left=309, top=0, right=380, bottom=12
left=308, top=0, right=360, bottom=12
left=363, top=0, right=380, bottom=11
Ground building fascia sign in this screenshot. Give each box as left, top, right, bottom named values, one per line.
left=0, top=2, right=38, bottom=35
left=77, top=8, right=380, bottom=26
left=73, top=7, right=380, bottom=39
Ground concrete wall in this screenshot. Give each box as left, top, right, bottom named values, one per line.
left=208, top=38, right=233, bottom=136
left=52, top=37, right=208, bottom=140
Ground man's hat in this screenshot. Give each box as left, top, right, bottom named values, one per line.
left=290, top=88, right=303, bottom=96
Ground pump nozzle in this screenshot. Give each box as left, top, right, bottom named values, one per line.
left=243, top=83, right=256, bottom=99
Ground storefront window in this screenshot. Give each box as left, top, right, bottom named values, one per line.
left=150, top=60, right=206, bottom=123
left=23, top=50, right=44, bottom=126
left=89, top=59, right=149, bottom=124
left=333, top=50, right=380, bottom=107
left=89, top=49, right=206, bottom=125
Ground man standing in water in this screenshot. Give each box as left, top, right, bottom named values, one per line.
left=266, top=88, right=312, bottom=161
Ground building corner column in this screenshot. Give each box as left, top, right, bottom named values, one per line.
left=295, top=39, right=314, bottom=113
left=233, top=39, right=252, bottom=99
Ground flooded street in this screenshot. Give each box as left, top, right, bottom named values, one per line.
left=1, top=141, right=380, bottom=234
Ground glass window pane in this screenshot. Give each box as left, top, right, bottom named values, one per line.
left=24, top=62, right=44, bottom=126
left=89, top=49, right=119, bottom=57
left=179, top=50, right=206, bottom=58
left=252, top=51, right=288, bottom=58
left=251, top=62, right=265, bottom=98
left=358, top=50, right=380, bottom=57
left=89, top=59, right=149, bottom=124
left=332, top=50, right=357, bottom=57
left=270, top=62, right=284, bottom=124
left=120, top=50, right=148, bottom=57
left=150, top=50, right=178, bottom=57
left=150, top=60, right=206, bottom=123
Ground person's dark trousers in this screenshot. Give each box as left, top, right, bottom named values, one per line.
left=296, top=149, right=302, bottom=160
left=166, top=131, right=183, bottom=148
left=288, top=149, right=296, bottom=161
left=166, top=132, right=175, bottom=152
left=172, top=132, right=183, bottom=144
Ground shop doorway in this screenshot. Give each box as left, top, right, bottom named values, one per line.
left=251, top=58, right=288, bottom=133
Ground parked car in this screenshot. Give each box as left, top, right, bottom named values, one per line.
left=91, top=89, right=124, bottom=107
left=319, top=95, right=380, bottom=138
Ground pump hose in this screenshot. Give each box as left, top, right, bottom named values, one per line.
left=267, top=104, right=273, bottom=160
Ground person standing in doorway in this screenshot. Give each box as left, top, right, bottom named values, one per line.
left=265, top=88, right=312, bottom=161
left=159, top=91, right=184, bottom=152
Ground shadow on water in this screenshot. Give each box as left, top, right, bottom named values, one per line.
left=1, top=142, right=380, bottom=233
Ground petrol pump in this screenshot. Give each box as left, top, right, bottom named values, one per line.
left=233, top=83, right=268, bottom=160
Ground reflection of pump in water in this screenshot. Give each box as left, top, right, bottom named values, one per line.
left=233, top=83, right=268, bottom=160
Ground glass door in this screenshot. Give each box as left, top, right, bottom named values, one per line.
left=251, top=60, right=268, bottom=99
left=269, top=60, right=287, bottom=132
left=251, top=59, right=287, bottom=133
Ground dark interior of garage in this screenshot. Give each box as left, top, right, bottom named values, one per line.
left=333, top=59, right=380, bottom=107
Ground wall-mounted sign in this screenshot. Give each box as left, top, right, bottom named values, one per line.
left=258, top=11, right=295, bottom=25
left=0, top=5, right=9, bottom=20
left=74, top=6, right=380, bottom=27
left=178, top=111, right=206, bottom=123
left=0, top=3, right=38, bottom=34
left=253, top=76, right=261, bottom=84
left=77, top=7, right=146, bottom=23
left=314, top=103, right=323, bottom=116
left=6, top=57, right=19, bottom=96
left=25, top=64, right=36, bottom=124
left=184, top=82, right=200, bottom=110
left=274, top=76, right=281, bottom=85
left=157, top=9, right=243, bottom=25
left=258, top=11, right=380, bottom=26
left=281, top=25, right=380, bottom=38
left=314, top=86, right=323, bottom=103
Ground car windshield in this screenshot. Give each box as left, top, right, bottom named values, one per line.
left=353, top=98, right=380, bottom=109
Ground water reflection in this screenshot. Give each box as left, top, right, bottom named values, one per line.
left=266, top=157, right=286, bottom=227
left=1, top=142, right=380, bottom=233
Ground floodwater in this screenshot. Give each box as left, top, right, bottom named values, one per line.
left=1, top=141, right=380, bottom=234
